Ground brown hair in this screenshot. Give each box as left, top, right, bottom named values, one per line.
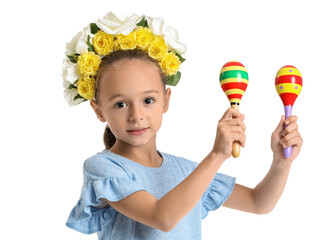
left=94, top=49, right=167, bottom=150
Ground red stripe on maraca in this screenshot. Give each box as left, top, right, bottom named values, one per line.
left=227, top=94, right=243, bottom=100
left=279, top=93, right=298, bottom=106
left=222, top=61, right=245, bottom=68
left=275, top=75, right=303, bottom=85
left=221, top=82, right=248, bottom=92
left=282, top=65, right=296, bottom=68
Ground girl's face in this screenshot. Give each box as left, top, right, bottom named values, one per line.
left=90, top=59, right=171, bottom=148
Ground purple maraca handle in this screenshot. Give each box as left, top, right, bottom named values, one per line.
left=283, top=105, right=293, bottom=158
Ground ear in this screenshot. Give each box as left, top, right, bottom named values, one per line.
left=163, top=88, right=171, bottom=113
left=90, top=100, right=106, bottom=122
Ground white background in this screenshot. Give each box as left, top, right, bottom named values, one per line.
left=1, top=0, right=332, bottom=239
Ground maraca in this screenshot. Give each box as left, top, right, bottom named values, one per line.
left=275, top=65, right=302, bottom=158
left=220, top=61, right=248, bottom=158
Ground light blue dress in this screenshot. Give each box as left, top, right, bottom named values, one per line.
left=66, top=149, right=236, bottom=239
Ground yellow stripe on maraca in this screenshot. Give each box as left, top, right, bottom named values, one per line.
left=224, top=89, right=245, bottom=96
left=220, top=78, right=249, bottom=86
left=275, top=83, right=302, bottom=95
left=220, top=66, right=247, bottom=73
left=276, top=67, right=302, bottom=78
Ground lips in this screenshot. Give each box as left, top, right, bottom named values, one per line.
left=127, top=127, right=149, bottom=136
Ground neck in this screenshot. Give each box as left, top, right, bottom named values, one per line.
left=109, top=136, right=162, bottom=167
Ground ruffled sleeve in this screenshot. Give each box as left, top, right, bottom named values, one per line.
left=66, top=154, right=148, bottom=234
left=201, top=172, right=236, bottom=219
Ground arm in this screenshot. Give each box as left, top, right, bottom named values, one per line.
left=223, top=115, right=303, bottom=214
left=223, top=160, right=291, bottom=214
left=103, top=108, right=246, bottom=232
left=104, top=151, right=225, bottom=232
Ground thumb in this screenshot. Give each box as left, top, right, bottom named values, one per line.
left=274, top=115, right=285, bottom=133
left=221, top=107, right=242, bottom=121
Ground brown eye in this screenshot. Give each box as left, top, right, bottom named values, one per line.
left=115, top=102, right=127, bottom=108
left=144, top=98, right=155, bottom=104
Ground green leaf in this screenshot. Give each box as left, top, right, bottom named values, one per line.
left=73, top=93, right=84, bottom=101
left=68, top=79, right=79, bottom=90
left=166, top=71, right=181, bottom=86
left=174, top=52, right=186, bottom=63
left=87, top=35, right=94, bottom=52
left=136, top=16, right=148, bottom=28
left=90, top=23, right=101, bottom=34
left=67, top=55, right=77, bottom=63
left=68, top=84, right=77, bottom=89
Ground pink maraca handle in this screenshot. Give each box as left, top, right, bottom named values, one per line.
left=283, top=105, right=293, bottom=158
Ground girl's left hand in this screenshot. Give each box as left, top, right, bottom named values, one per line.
left=271, top=115, right=303, bottom=163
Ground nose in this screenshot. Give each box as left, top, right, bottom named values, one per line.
left=128, top=104, right=144, bottom=122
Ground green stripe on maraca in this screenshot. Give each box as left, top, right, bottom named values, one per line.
left=220, top=70, right=248, bottom=82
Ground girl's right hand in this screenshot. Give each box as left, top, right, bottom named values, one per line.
left=212, top=107, right=246, bottom=160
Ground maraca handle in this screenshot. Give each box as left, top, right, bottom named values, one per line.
left=231, top=104, right=241, bottom=158
left=283, top=105, right=293, bottom=158
left=232, top=141, right=240, bottom=158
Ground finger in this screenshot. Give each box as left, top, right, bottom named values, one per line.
left=224, top=125, right=246, bottom=134
left=230, top=127, right=246, bottom=145
left=285, top=115, right=298, bottom=125
left=280, top=130, right=299, bottom=145
left=226, top=118, right=246, bottom=131
left=221, top=107, right=244, bottom=121
left=235, top=132, right=246, bottom=148
left=282, top=122, right=298, bottom=136
left=281, top=135, right=303, bottom=148
left=239, top=113, right=245, bottom=122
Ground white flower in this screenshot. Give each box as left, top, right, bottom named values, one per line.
left=62, top=58, right=83, bottom=106
left=96, top=12, right=142, bottom=35
left=62, top=58, right=80, bottom=84
left=146, top=17, right=164, bottom=36
left=63, top=82, right=85, bottom=107
left=65, top=25, right=93, bottom=55
left=147, top=17, right=186, bottom=55
left=164, top=26, right=186, bottom=55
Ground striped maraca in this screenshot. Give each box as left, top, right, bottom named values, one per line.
left=275, top=65, right=302, bottom=158
left=220, top=61, right=248, bottom=158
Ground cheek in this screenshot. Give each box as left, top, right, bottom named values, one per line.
left=151, top=107, right=164, bottom=127
left=104, top=113, right=124, bottom=131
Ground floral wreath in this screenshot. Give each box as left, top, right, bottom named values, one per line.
left=62, top=12, right=186, bottom=106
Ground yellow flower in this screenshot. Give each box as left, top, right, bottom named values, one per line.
left=77, top=52, right=102, bottom=77
left=115, top=31, right=137, bottom=50
left=92, top=30, right=114, bottom=56
left=135, top=27, right=153, bottom=50
left=160, top=52, right=181, bottom=76
left=148, top=36, right=168, bottom=61
left=77, top=77, right=95, bottom=100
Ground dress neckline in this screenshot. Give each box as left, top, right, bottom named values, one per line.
left=100, top=149, right=169, bottom=174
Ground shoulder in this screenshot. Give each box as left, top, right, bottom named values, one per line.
left=160, top=151, right=199, bottom=171
left=83, top=150, right=131, bottom=180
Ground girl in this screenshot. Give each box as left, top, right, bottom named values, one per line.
left=64, top=12, right=303, bottom=240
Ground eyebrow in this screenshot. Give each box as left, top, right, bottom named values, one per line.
left=107, top=90, right=160, bottom=102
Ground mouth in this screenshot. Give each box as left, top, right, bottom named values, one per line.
left=127, top=127, right=149, bottom=136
